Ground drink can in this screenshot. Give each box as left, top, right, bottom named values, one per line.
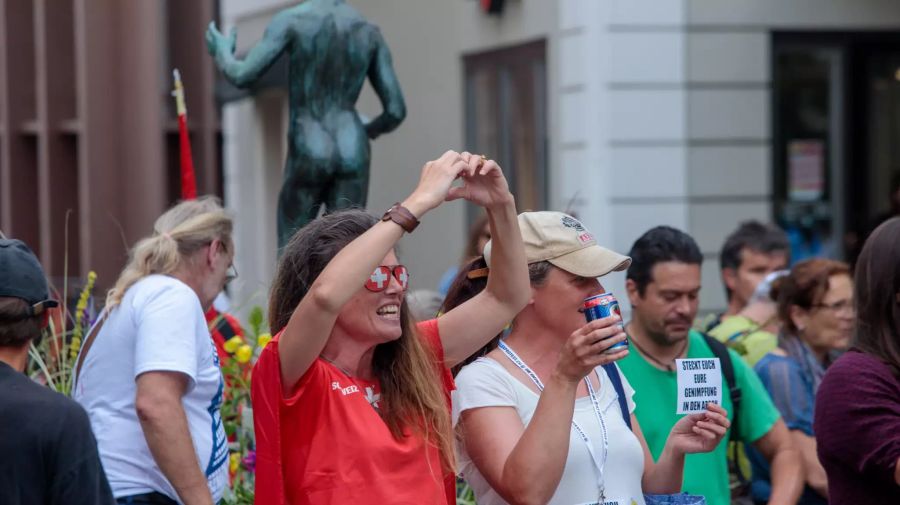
left=583, top=293, right=628, bottom=354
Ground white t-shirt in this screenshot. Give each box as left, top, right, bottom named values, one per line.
left=73, top=275, right=228, bottom=502
left=453, top=357, right=646, bottom=505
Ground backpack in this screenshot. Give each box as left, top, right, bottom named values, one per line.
left=703, top=336, right=751, bottom=501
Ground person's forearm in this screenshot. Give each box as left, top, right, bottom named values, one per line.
left=216, top=52, right=266, bottom=88
left=483, top=197, right=529, bottom=311
left=138, top=401, right=212, bottom=505
left=306, top=186, right=438, bottom=312
left=365, top=102, right=405, bottom=139
left=767, top=446, right=804, bottom=505
left=302, top=218, right=406, bottom=314
left=499, top=374, right=578, bottom=505
left=642, top=440, right=685, bottom=494
left=894, top=456, right=900, bottom=485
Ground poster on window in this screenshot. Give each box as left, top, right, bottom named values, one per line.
left=788, top=140, right=825, bottom=202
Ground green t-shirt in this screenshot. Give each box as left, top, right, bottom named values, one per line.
left=618, top=330, right=780, bottom=505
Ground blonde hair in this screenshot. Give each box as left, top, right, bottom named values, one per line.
left=106, top=196, right=233, bottom=308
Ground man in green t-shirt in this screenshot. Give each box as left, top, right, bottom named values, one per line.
left=618, top=226, right=803, bottom=505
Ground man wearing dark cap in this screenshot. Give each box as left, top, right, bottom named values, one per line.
left=0, top=238, right=115, bottom=505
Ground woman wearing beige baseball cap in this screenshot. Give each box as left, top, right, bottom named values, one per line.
left=444, top=211, right=730, bottom=505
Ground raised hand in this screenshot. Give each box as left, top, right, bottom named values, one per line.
left=446, top=152, right=514, bottom=210
left=405, top=150, right=469, bottom=216
left=206, top=21, right=237, bottom=57
left=554, top=316, right=628, bottom=383
left=668, top=403, right=731, bottom=455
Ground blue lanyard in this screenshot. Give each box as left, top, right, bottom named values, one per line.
left=497, top=340, right=610, bottom=503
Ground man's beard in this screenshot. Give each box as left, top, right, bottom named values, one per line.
left=646, top=319, right=691, bottom=348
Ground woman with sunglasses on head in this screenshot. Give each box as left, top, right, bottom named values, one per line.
left=251, top=150, right=529, bottom=505
left=749, top=258, right=854, bottom=504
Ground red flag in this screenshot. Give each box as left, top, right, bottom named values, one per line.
left=172, top=69, right=197, bottom=200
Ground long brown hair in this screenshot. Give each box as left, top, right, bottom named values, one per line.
left=268, top=208, right=454, bottom=472
left=770, top=258, right=850, bottom=336
left=853, top=217, right=900, bottom=376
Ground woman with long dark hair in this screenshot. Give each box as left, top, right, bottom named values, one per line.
left=814, top=217, right=900, bottom=503
left=251, top=150, right=529, bottom=505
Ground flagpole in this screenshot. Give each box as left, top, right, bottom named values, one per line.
left=172, top=69, right=198, bottom=200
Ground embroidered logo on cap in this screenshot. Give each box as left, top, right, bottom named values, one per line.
left=578, top=232, right=594, bottom=244
left=561, top=216, right=586, bottom=232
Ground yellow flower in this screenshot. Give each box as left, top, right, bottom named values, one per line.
left=235, top=344, right=253, bottom=364
left=223, top=336, right=243, bottom=354
left=229, top=452, right=240, bottom=473
left=257, top=333, right=272, bottom=349
left=69, top=337, right=82, bottom=361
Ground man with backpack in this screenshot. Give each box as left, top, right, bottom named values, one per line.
left=617, top=226, right=803, bottom=505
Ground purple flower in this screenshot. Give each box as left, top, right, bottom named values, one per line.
left=242, top=450, right=256, bottom=473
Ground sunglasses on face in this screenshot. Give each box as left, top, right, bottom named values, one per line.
left=365, top=265, right=409, bottom=292
left=225, top=264, right=238, bottom=284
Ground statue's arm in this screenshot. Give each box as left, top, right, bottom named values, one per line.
left=365, top=28, right=407, bottom=140
left=206, top=15, right=291, bottom=88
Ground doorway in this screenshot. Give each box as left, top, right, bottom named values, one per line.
left=772, top=32, right=900, bottom=263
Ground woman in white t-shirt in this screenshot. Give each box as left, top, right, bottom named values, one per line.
left=444, top=212, right=730, bottom=505
left=74, top=197, right=235, bottom=505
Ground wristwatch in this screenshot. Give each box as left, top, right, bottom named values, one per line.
left=381, top=202, right=420, bottom=233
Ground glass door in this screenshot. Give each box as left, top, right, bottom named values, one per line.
left=773, top=46, right=845, bottom=261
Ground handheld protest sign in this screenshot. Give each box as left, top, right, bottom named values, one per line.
left=675, top=358, right=722, bottom=414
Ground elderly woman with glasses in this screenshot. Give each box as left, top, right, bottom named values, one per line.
left=251, top=150, right=529, bottom=505
left=750, top=258, right=854, bottom=505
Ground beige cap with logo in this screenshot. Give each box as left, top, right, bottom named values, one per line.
left=484, top=211, right=631, bottom=278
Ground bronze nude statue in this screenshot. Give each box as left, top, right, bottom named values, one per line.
left=207, top=0, right=406, bottom=248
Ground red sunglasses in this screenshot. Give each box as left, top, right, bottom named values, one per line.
left=365, top=265, right=410, bottom=292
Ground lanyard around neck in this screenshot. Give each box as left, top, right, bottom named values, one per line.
left=497, top=340, right=610, bottom=503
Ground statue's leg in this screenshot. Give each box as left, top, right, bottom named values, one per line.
left=277, top=160, right=328, bottom=250
left=329, top=118, right=370, bottom=210
left=328, top=171, right=369, bottom=212
left=278, top=119, right=337, bottom=249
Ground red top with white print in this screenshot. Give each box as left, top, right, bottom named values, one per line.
left=251, top=319, right=455, bottom=505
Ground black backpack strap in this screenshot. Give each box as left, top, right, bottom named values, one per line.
left=703, top=334, right=751, bottom=493
left=601, top=363, right=632, bottom=430
left=702, top=334, right=740, bottom=439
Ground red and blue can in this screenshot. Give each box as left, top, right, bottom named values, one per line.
left=583, top=293, right=628, bottom=354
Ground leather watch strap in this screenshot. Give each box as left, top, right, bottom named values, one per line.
left=381, top=202, right=419, bottom=233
